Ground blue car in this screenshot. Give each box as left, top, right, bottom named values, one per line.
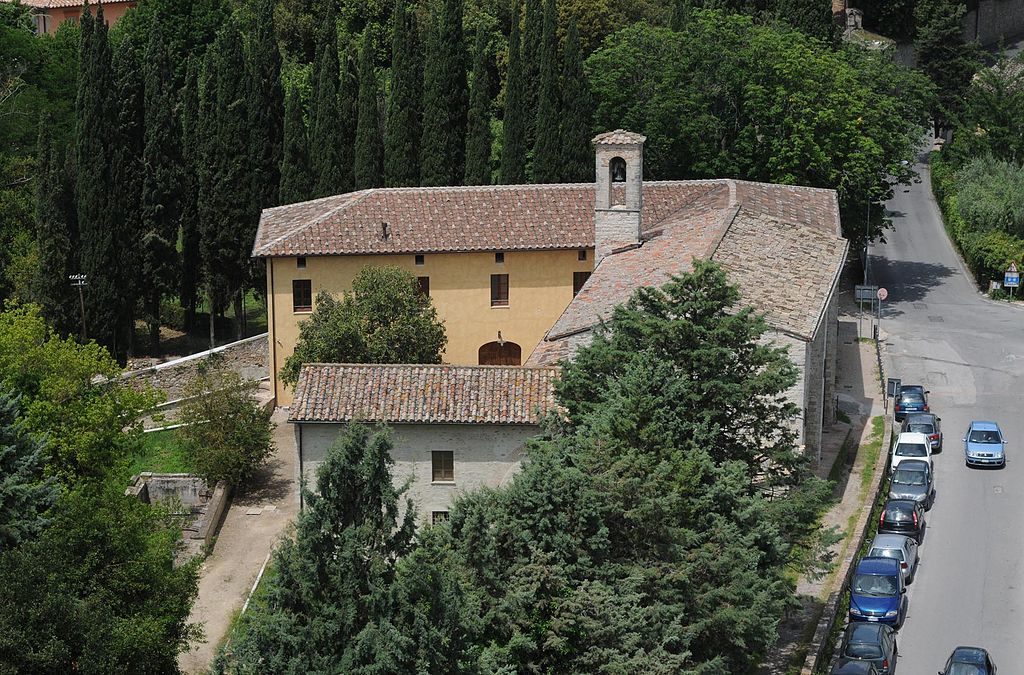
left=964, top=421, right=1006, bottom=468
left=894, top=385, right=930, bottom=422
left=849, top=556, right=906, bottom=627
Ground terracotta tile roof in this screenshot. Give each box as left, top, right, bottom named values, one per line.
left=593, top=129, right=647, bottom=145
left=8, top=0, right=130, bottom=7
left=252, top=182, right=720, bottom=258
left=288, top=363, right=559, bottom=425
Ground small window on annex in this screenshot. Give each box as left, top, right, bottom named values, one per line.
left=296, top=256, right=307, bottom=269
left=432, top=451, right=454, bottom=482
left=431, top=511, right=450, bottom=525
left=292, top=279, right=312, bottom=312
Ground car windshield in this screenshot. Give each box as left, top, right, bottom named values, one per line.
left=896, top=443, right=928, bottom=457
left=969, top=430, right=1001, bottom=444
left=852, top=573, right=897, bottom=596
left=909, top=423, right=934, bottom=434
left=900, top=393, right=925, bottom=404
left=868, top=547, right=904, bottom=562
left=892, top=469, right=926, bottom=486
left=946, top=665, right=985, bottom=675
left=884, top=505, right=912, bottom=521
left=845, top=643, right=883, bottom=659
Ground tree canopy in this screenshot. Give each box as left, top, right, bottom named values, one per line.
left=280, top=266, right=447, bottom=386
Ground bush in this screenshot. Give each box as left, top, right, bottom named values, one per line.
left=955, top=156, right=1024, bottom=237
left=178, top=367, right=275, bottom=487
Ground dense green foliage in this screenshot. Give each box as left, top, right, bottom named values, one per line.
left=310, top=2, right=347, bottom=198
left=280, top=266, right=447, bottom=386
left=914, top=0, right=980, bottom=135
left=226, top=263, right=831, bottom=672
left=354, top=33, right=384, bottom=189
left=464, top=25, right=493, bottom=185
left=179, top=365, right=275, bottom=487
left=0, top=390, right=56, bottom=550
left=246, top=0, right=284, bottom=210
left=558, top=18, right=594, bottom=182
left=420, top=0, right=468, bottom=186
left=279, top=85, right=313, bottom=204
left=499, top=0, right=528, bottom=183
left=384, top=0, right=422, bottom=187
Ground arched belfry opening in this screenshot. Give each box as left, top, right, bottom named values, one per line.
left=609, top=156, right=627, bottom=206
left=592, top=130, right=646, bottom=261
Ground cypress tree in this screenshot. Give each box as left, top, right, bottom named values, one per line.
left=247, top=0, right=284, bottom=208
left=521, top=0, right=543, bottom=151
left=557, top=19, right=592, bottom=182
left=200, top=19, right=259, bottom=343
left=670, top=0, right=693, bottom=30
left=75, top=6, right=120, bottom=352
left=354, top=35, right=384, bottom=190
left=337, top=45, right=358, bottom=192
left=32, top=118, right=79, bottom=337
left=140, top=20, right=184, bottom=352
left=530, top=0, right=559, bottom=183
left=279, top=86, right=313, bottom=205
left=111, top=36, right=145, bottom=358
left=419, top=0, right=468, bottom=187
left=310, top=5, right=347, bottom=197
left=464, top=26, right=492, bottom=185
left=179, top=56, right=203, bottom=332
left=500, top=0, right=527, bottom=184
left=384, top=0, right=421, bottom=187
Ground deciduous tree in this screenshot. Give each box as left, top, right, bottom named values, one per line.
left=914, top=0, right=981, bottom=136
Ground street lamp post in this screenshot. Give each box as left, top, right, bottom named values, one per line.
left=69, top=273, right=87, bottom=340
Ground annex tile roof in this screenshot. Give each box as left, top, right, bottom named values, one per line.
left=11, top=0, right=130, bottom=7
left=252, top=182, right=719, bottom=258
left=288, top=363, right=559, bottom=425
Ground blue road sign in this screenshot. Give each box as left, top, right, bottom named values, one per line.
left=1005, top=272, right=1020, bottom=287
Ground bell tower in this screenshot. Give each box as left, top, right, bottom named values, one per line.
left=592, top=129, right=646, bottom=263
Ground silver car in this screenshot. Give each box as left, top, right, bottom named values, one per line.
left=888, top=458, right=934, bottom=509
left=868, top=533, right=920, bottom=584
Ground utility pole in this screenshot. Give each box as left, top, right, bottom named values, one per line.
left=69, top=273, right=87, bottom=340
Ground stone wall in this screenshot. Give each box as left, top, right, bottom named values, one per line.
left=963, top=0, right=1024, bottom=46
left=768, top=330, right=808, bottom=448
left=297, top=422, right=537, bottom=524
left=123, top=333, right=269, bottom=402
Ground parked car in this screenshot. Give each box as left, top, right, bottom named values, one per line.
left=901, top=412, right=942, bottom=452
left=868, top=533, right=920, bottom=584
left=895, top=385, right=930, bottom=421
left=891, top=432, right=933, bottom=473
left=849, top=556, right=906, bottom=627
left=831, top=661, right=880, bottom=675
left=889, top=459, right=935, bottom=509
left=939, top=646, right=996, bottom=674
left=878, top=498, right=926, bottom=543
left=964, top=421, right=1006, bottom=468
left=835, top=622, right=897, bottom=674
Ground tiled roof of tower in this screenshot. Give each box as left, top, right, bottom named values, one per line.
left=252, top=182, right=719, bottom=258
left=592, top=129, right=647, bottom=145
left=288, top=364, right=560, bottom=425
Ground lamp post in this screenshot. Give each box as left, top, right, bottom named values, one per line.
left=69, top=273, right=87, bottom=340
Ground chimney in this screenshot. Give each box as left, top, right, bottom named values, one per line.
left=592, top=129, right=646, bottom=263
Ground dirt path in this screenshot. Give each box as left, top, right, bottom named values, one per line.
left=178, top=408, right=299, bottom=674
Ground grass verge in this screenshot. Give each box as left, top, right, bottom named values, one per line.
left=129, top=429, right=193, bottom=475
left=212, top=559, right=278, bottom=669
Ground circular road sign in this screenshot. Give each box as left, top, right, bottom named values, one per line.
left=877, top=287, right=888, bottom=301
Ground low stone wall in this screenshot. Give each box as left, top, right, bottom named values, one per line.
left=122, top=333, right=268, bottom=402
left=126, top=472, right=232, bottom=562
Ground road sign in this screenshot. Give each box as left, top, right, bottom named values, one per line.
left=887, top=377, right=901, bottom=398
left=1008, top=262, right=1018, bottom=273
left=1005, top=270, right=1020, bottom=288
left=855, top=284, right=878, bottom=302
left=877, top=287, right=888, bottom=301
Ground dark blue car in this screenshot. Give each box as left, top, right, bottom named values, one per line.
left=849, top=556, right=906, bottom=627
left=894, top=384, right=930, bottom=421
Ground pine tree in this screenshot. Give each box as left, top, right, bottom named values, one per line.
left=31, top=118, right=79, bottom=337
left=140, top=20, right=184, bottom=352
left=310, top=5, right=347, bottom=197
left=354, top=34, right=384, bottom=190
left=279, top=86, right=313, bottom=204
left=500, top=0, right=528, bottom=184
left=0, top=390, right=57, bottom=550
left=179, top=57, right=203, bottom=332
left=464, top=26, right=492, bottom=185
left=247, top=0, right=284, bottom=209
left=75, top=6, right=121, bottom=353
left=530, top=0, right=559, bottom=183
left=557, top=19, right=592, bottom=182
left=200, top=19, right=259, bottom=343
left=419, top=0, right=468, bottom=187
left=384, top=0, right=421, bottom=187
left=521, top=0, right=543, bottom=153
left=111, top=37, right=145, bottom=358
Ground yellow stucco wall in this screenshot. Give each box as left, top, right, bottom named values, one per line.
left=267, top=249, right=594, bottom=404
left=35, top=3, right=135, bottom=35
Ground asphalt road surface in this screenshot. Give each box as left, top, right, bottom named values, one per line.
left=869, top=140, right=1024, bottom=669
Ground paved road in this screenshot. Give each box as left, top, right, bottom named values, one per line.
left=870, top=136, right=1024, bottom=669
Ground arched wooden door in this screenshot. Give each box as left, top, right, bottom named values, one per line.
left=478, top=341, right=522, bottom=366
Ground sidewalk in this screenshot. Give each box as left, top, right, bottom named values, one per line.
left=761, top=301, right=886, bottom=674
left=178, top=407, right=299, bottom=674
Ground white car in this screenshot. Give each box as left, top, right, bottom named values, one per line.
left=890, top=431, right=933, bottom=473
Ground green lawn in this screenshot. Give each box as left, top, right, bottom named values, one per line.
left=129, top=429, right=193, bottom=475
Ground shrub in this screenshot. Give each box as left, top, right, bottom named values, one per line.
left=955, top=156, right=1024, bottom=237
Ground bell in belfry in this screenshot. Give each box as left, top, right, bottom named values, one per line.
left=610, top=156, right=626, bottom=183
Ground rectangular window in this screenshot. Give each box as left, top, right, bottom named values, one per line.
left=573, top=271, right=591, bottom=296
left=296, top=256, right=307, bottom=269
left=292, top=279, right=312, bottom=312
left=490, top=274, right=509, bottom=307
left=432, top=451, right=454, bottom=482
left=415, top=254, right=425, bottom=266
left=495, top=251, right=505, bottom=264
left=417, top=276, right=430, bottom=296
left=431, top=511, right=450, bottom=525
left=578, top=249, right=587, bottom=261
